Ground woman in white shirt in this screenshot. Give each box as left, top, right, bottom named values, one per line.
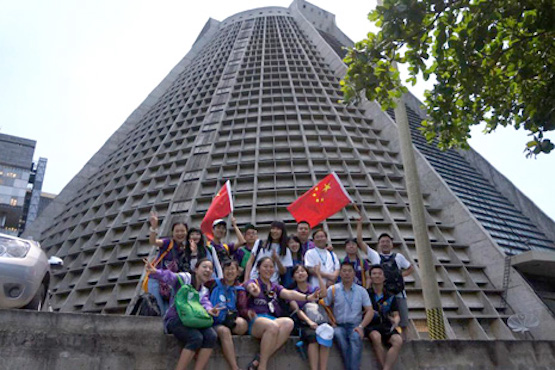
left=304, top=229, right=340, bottom=287
left=243, top=221, right=293, bottom=283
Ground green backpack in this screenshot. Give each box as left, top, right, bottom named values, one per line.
left=175, top=274, right=213, bottom=328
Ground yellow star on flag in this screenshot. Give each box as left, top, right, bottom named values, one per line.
left=323, top=183, right=331, bottom=192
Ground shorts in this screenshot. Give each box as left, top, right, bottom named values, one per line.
left=248, top=313, right=276, bottom=335
left=166, top=317, right=218, bottom=351
left=395, top=295, right=409, bottom=328
left=365, top=324, right=401, bottom=345
left=299, top=326, right=317, bottom=344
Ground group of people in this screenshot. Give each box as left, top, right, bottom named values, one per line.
left=143, top=209, right=413, bottom=370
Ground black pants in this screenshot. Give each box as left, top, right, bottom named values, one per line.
left=166, top=317, right=218, bottom=351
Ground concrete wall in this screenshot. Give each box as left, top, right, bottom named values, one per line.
left=292, top=0, right=353, bottom=47
left=1, top=310, right=555, bottom=370
left=0, top=133, right=35, bottom=169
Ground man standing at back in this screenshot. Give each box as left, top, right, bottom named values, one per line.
left=357, top=214, right=413, bottom=339
left=233, top=224, right=260, bottom=281
left=296, top=220, right=315, bottom=256
left=208, top=217, right=246, bottom=264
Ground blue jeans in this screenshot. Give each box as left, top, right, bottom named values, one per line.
left=147, top=278, right=169, bottom=315
left=334, top=323, right=362, bottom=370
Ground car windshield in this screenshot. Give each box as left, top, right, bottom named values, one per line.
left=0, top=236, right=31, bottom=258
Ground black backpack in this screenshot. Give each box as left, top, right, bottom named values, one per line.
left=380, top=253, right=404, bottom=295
left=130, top=293, right=161, bottom=316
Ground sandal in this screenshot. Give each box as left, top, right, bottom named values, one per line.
left=247, top=353, right=260, bottom=370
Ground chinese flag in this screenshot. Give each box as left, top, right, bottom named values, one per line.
left=201, top=180, right=234, bottom=240
left=287, top=172, right=353, bottom=228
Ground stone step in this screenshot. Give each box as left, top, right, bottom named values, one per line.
left=1, top=309, right=554, bottom=369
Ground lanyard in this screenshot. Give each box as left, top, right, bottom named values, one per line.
left=257, top=278, right=276, bottom=313
left=345, top=255, right=366, bottom=286
left=345, top=255, right=359, bottom=269
left=316, top=248, right=328, bottom=266
left=341, top=284, right=355, bottom=308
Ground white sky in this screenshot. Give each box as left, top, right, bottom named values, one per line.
left=1, top=0, right=553, bottom=220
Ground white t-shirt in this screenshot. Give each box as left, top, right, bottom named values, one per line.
left=365, top=246, right=411, bottom=269
left=249, top=242, right=293, bottom=283
left=304, top=247, right=340, bottom=287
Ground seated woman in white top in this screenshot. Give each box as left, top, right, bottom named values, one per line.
left=304, top=229, right=340, bottom=287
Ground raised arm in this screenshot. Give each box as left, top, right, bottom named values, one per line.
left=243, top=253, right=256, bottom=284
left=144, top=258, right=179, bottom=287
left=356, top=214, right=380, bottom=264
left=231, top=216, right=246, bottom=247
left=356, top=211, right=370, bottom=251
left=148, top=211, right=165, bottom=248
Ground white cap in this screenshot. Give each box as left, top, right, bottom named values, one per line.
left=316, top=323, right=334, bottom=347
left=212, top=219, right=226, bottom=228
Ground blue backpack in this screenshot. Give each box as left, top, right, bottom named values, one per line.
left=209, top=279, right=244, bottom=325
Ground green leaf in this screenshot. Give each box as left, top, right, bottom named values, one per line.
left=341, top=0, right=555, bottom=157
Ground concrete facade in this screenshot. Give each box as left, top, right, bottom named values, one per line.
left=22, top=0, right=555, bottom=340
left=1, top=310, right=555, bottom=370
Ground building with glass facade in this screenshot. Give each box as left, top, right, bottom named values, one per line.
left=0, top=133, right=47, bottom=236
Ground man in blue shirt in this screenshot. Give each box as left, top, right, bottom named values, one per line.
left=325, top=261, right=374, bottom=370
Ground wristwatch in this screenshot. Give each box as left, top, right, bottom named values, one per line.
left=149, top=226, right=159, bottom=233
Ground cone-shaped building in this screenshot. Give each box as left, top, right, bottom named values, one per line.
left=26, top=0, right=555, bottom=339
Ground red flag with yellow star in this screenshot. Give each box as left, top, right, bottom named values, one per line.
left=287, top=172, right=352, bottom=227
left=201, top=180, right=234, bottom=240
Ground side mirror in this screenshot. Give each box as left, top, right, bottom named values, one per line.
left=48, top=256, right=64, bottom=269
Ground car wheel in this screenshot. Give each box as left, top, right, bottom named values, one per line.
left=23, top=284, right=46, bottom=311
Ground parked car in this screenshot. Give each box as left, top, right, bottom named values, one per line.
left=0, top=233, right=62, bottom=310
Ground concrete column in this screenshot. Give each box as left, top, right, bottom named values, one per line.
left=393, top=96, right=446, bottom=339
left=375, top=0, right=446, bottom=340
